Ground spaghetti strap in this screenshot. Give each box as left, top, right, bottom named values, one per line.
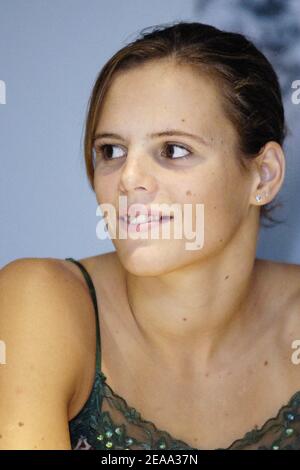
left=65, top=257, right=101, bottom=375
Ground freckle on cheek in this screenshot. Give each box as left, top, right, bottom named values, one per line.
left=186, top=190, right=192, bottom=196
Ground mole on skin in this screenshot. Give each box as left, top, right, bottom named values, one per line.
left=264, top=360, right=269, bottom=366
left=18, top=422, right=24, bottom=427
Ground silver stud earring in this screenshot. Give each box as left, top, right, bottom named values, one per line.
left=256, top=191, right=269, bottom=203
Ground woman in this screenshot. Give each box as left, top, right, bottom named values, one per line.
left=1, top=21, right=300, bottom=450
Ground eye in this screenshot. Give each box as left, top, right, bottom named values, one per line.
left=92, top=142, right=192, bottom=164
left=93, top=144, right=125, bottom=161
left=161, top=143, right=191, bottom=160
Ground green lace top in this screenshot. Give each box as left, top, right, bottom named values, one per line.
left=66, top=257, right=300, bottom=450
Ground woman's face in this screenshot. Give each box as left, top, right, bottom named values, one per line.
left=93, top=59, right=256, bottom=275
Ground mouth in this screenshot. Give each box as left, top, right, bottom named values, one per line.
left=118, top=214, right=174, bottom=232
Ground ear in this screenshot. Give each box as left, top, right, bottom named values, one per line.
left=250, top=141, right=286, bottom=206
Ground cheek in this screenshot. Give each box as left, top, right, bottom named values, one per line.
left=183, top=173, right=227, bottom=209
left=187, top=164, right=242, bottom=213
left=182, top=176, right=242, bottom=237
left=94, top=172, right=118, bottom=206
left=93, top=179, right=104, bottom=206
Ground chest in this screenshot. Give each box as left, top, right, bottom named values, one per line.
left=101, top=341, right=296, bottom=449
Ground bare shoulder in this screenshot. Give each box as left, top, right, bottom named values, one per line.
left=0, top=256, right=95, bottom=449
left=0, top=255, right=96, bottom=382
left=257, top=258, right=300, bottom=376
left=0, top=256, right=98, bottom=324
left=258, top=257, right=300, bottom=314
left=274, top=259, right=300, bottom=339
left=0, top=257, right=86, bottom=375
left=0, top=257, right=99, bottom=439
left=256, top=256, right=300, bottom=278
left=256, top=257, right=300, bottom=302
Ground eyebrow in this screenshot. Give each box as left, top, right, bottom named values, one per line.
left=92, top=130, right=210, bottom=147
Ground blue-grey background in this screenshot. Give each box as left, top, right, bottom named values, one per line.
left=0, top=0, right=299, bottom=267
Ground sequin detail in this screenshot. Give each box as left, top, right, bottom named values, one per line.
left=69, top=368, right=300, bottom=450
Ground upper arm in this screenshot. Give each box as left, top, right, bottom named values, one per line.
left=0, top=258, right=88, bottom=449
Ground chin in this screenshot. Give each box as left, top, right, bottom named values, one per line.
left=115, top=243, right=181, bottom=277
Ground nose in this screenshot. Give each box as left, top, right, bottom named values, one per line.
left=118, top=148, right=156, bottom=194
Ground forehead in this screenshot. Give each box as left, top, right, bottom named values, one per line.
left=95, top=60, right=236, bottom=145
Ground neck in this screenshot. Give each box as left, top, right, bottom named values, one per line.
left=123, top=218, right=263, bottom=373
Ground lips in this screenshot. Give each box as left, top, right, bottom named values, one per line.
left=118, top=212, right=174, bottom=233
left=124, top=213, right=171, bottom=221
left=118, top=208, right=174, bottom=220
left=120, top=213, right=174, bottom=224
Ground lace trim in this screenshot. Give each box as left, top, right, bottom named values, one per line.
left=99, top=371, right=300, bottom=450
left=100, top=371, right=191, bottom=449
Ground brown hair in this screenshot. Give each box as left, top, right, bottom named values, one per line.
left=83, top=20, right=288, bottom=228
